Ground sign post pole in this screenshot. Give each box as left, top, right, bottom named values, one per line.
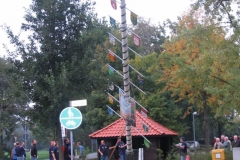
left=60, top=99, right=87, bottom=160
left=70, top=131, right=73, bottom=160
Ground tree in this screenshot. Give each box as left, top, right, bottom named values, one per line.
left=4, top=0, right=110, bottom=159
left=130, top=18, right=166, bottom=55
left=0, top=58, right=28, bottom=159
left=159, top=10, right=239, bottom=150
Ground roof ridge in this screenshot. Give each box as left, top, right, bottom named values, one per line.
left=89, top=118, right=124, bottom=137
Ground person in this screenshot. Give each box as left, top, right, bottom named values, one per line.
left=53, top=141, right=59, bottom=160
left=232, top=135, right=240, bottom=148
left=221, top=136, right=230, bottom=152
left=227, top=137, right=232, bottom=151
left=63, top=138, right=75, bottom=160
left=15, top=142, right=25, bottom=160
left=98, top=140, right=114, bottom=160
left=20, top=142, right=26, bottom=160
left=11, top=143, right=17, bottom=160
left=175, top=137, right=187, bottom=160
left=49, top=141, right=56, bottom=160
left=211, top=137, right=216, bottom=148
left=213, top=138, right=222, bottom=149
left=30, top=139, right=38, bottom=160
left=77, top=142, right=85, bottom=160
left=117, top=137, right=127, bottom=160
left=220, top=135, right=225, bottom=144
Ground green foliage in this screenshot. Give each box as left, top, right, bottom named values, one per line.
left=0, top=58, right=29, bottom=159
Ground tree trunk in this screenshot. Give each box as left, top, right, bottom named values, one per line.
left=203, top=91, right=210, bottom=152
left=57, top=121, right=64, bottom=160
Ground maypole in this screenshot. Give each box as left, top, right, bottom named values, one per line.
left=120, top=0, right=134, bottom=159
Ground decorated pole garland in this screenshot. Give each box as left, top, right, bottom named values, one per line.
left=119, top=0, right=135, bottom=159
left=107, top=0, right=151, bottom=159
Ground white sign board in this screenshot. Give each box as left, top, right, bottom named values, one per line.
left=61, top=124, right=66, bottom=137
left=215, top=153, right=221, bottom=158
left=69, top=99, right=87, bottom=107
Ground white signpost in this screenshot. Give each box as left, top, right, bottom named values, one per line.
left=59, top=99, right=87, bottom=160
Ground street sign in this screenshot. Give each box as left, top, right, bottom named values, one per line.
left=59, top=107, right=82, bottom=130
left=69, top=99, right=87, bottom=107
left=22, top=133, right=29, bottom=141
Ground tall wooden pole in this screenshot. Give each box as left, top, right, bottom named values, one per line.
left=120, top=0, right=134, bottom=159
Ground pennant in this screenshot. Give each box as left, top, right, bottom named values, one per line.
left=109, top=34, right=115, bottom=45
left=141, top=108, right=148, bottom=117
left=108, top=84, right=115, bottom=91
left=108, top=51, right=115, bottom=62
left=108, top=66, right=114, bottom=75
left=130, top=100, right=136, bottom=127
left=137, top=75, right=144, bottom=85
left=144, top=139, right=150, bottom=148
left=110, top=17, right=116, bottom=28
left=110, top=0, right=117, bottom=10
left=132, top=33, right=141, bottom=46
left=108, top=95, right=114, bottom=104
left=108, top=107, right=114, bottom=116
left=142, top=123, right=149, bottom=132
left=130, top=12, right=138, bottom=25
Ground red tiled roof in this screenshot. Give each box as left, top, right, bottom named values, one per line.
left=89, top=111, right=178, bottom=138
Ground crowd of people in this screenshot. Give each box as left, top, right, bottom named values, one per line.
left=11, top=139, right=38, bottom=160
left=11, top=138, right=85, bottom=160
left=212, top=134, right=240, bottom=152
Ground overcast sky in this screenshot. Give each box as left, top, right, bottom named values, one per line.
left=0, top=0, right=193, bottom=57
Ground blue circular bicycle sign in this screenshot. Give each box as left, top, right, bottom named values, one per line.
left=59, top=107, right=82, bottom=130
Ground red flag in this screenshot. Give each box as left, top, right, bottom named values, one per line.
left=141, top=108, right=148, bottom=117
left=132, top=33, right=141, bottom=46
left=108, top=51, right=115, bottom=62
left=111, top=0, right=117, bottom=10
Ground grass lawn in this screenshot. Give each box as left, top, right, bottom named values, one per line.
left=26, top=150, right=49, bottom=160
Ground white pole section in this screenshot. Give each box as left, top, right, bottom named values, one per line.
left=120, top=0, right=134, bottom=159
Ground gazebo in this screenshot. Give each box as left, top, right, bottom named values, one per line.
left=89, top=111, right=178, bottom=160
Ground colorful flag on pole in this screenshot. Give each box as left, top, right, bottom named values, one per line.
left=107, top=106, right=114, bottom=116
left=141, top=108, right=148, bottom=117
left=137, top=75, right=144, bottom=85
left=142, top=123, right=149, bottom=132
left=119, top=88, right=131, bottom=121
left=108, top=66, right=114, bottom=75
left=108, top=84, right=115, bottom=91
left=110, top=17, right=116, bottom=28
left=108, top=95, right=114, bottom=104
left=132, top=33, right=141, bottom=46
left=130, top=12, right=138, bottom=25
left=109, top=34, right=115, bottom=45
left=110, top=0, right=117, bottom=10
left=108, top=51, right=115, bottom=62
left=144, top=138, right=150, bottom=148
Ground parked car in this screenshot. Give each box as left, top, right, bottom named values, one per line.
left=185, top=141, right=200, bottom=152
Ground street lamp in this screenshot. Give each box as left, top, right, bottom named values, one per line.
left=193, top=112, right=197, bottom=152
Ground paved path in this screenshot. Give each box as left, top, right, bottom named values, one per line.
left=86, top=152, right=98, bottom=160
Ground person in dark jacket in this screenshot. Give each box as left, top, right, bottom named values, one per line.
left=30, top=139, right=38, bottom=160
left=63, top=138, right=75, bottom=160
left=15, top=142, right=25, bottom=160
left=232, top=135, right=240, bottom=147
